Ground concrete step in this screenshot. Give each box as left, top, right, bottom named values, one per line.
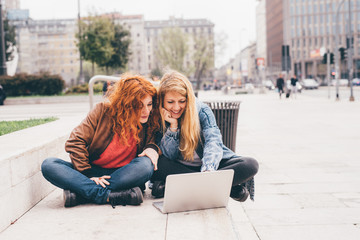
left=0, top=116, right=83, bottom=232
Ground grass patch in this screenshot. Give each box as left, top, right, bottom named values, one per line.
left=0, top=117, right=58, bottom=136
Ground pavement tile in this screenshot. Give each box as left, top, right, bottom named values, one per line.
left=255, top=224, right=360, bottom=240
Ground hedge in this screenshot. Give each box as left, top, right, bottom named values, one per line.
left=0, top=73, right=65, bottom=96
left=65, top=82, right=103, bottom=94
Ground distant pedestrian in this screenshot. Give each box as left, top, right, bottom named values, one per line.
left=0, top=84, right=6, bottom=105
left=290, top=75, right=298, bottom=98
left=276, top=74, right=285, bottom=98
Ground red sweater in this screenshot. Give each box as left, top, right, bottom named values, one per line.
left=92, top=133, right=137, bottom=168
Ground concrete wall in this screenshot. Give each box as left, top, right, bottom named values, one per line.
left=0, top=116, right=82, bottom=232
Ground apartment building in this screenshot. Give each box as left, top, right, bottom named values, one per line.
left=283, top=0, right=360, bottom=79
left=4, top=0, right=20, bottom=10
left=266, top=0, right=284, bottom=75
left=11, top=10, right=214, bottom=85
left=144, top=17, right=215, bottom=79
left=15, top=19, right=79, bottom=86
left=103, top=13, right=147, bottom=75
left=256, top=0, right=267, bottom=62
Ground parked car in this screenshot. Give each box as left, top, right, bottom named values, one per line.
left=331, top=79, right=349, bottom=86
left=244, top=83, right=255, bottom=93
left=301, top=79, right=319, bottom=89
left=352, top=78, right=360, bottom=86
left=286, top=80, right=302, bottom=93
left=264, top=80, right=275, bottom=90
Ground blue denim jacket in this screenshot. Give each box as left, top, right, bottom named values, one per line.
left=159, top=99, right=238, bottom=172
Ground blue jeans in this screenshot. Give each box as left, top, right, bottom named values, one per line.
left=41, top=157, right=154, bottom=204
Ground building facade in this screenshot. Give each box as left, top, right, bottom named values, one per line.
left=14, top=19, right=79, bottom=86
left=4, top=0, right=20, bottom=10
left=256, top=0, right=267, bottom=63
left=11, top=12, right=214, bottom=85
left=266, top=0, right=284, bottom=75
left=104, top=13, right=148, bottom=75
left=144, top=17, right=215, bottom=79
left=284, top=0, right=360, bottom=80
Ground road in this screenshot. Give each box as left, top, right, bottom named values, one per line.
left=299, top=86, right=360, bottom=101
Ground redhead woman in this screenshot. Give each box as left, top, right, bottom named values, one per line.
left=151, top=70, right=258, bottom=202
left=41, top=74, right=160, bottom=208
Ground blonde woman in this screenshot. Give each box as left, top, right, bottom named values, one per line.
left=151, top=70, right=259, bottom=202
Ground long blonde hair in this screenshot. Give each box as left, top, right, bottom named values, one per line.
left=159, top=70, right=200, bottom=161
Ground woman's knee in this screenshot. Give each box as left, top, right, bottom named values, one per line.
left=41, top=157, right=70, bottom=176
left=41, top=157, right=58, bottom=173
left=245, top=157, right=259, bottom=176
left=134, top=156, right=154, bottom=177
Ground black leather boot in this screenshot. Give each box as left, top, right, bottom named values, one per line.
left=230, top=185, right=249, bottom=202
left=108, top=187, right=143, bottom=208
left=63, top=190, right=88, bottom=207
left=151, top=181, right=165, bottom=198
left=138, top=183, right=146, bottom=193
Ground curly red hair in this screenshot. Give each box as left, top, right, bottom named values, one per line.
left=107, top=74, right=159, bottom=146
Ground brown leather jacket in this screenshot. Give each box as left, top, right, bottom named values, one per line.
left=65, top=102, right=160, bottom=173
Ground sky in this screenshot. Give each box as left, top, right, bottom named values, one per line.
left=19, top=0, right=258, bottom=68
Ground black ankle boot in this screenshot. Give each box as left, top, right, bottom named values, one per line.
left=108, top=187, right=143, bottom=208
left=230, top=185, right=249, bottom=202
left=63, top=190, right=88, bottom=207
left=138, top=184, right=146, bottom=193
left=151, top=181, right=165, bottom=198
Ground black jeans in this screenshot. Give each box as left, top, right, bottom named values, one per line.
left=151, top=155, right=259, bottom=187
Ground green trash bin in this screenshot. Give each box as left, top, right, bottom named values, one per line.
left=204, top=101, right=241, bottom=152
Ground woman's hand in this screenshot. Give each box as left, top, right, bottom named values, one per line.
left=90, top=175, right=111, bottom=188
left=138, top=148, right=159, bottom=170
left=161, top=108, right=178, bottom=129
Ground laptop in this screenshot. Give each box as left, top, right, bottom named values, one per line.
left=152, top=169, right=234, bottom=214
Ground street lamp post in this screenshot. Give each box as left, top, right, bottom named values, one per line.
left=335, top=0, right=345, bottom=101
left=347, top=0, right=355, bottom=101
left=77, top=0, right=84, bottom=84
left=0, top=3, right=8, bottom=76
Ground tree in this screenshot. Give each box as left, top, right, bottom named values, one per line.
left=156, top=27, right=189, bottom=74
left=99, top=24, right=131, bottom=75
left=77, top=16, right=114, bottom=77
left=4, top=18, right=16, bottom=62
left=192, top=34, right=214, bottom=90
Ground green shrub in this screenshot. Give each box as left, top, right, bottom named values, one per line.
left=65, top=82, right=103, bottom=94
left=0, top=73, right=65, bottom=96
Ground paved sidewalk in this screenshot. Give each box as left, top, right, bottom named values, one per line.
left=1, top=91, right=360, bottom=239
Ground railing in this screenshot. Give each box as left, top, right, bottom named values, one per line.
left=88, top=75, right=120, bottom=109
